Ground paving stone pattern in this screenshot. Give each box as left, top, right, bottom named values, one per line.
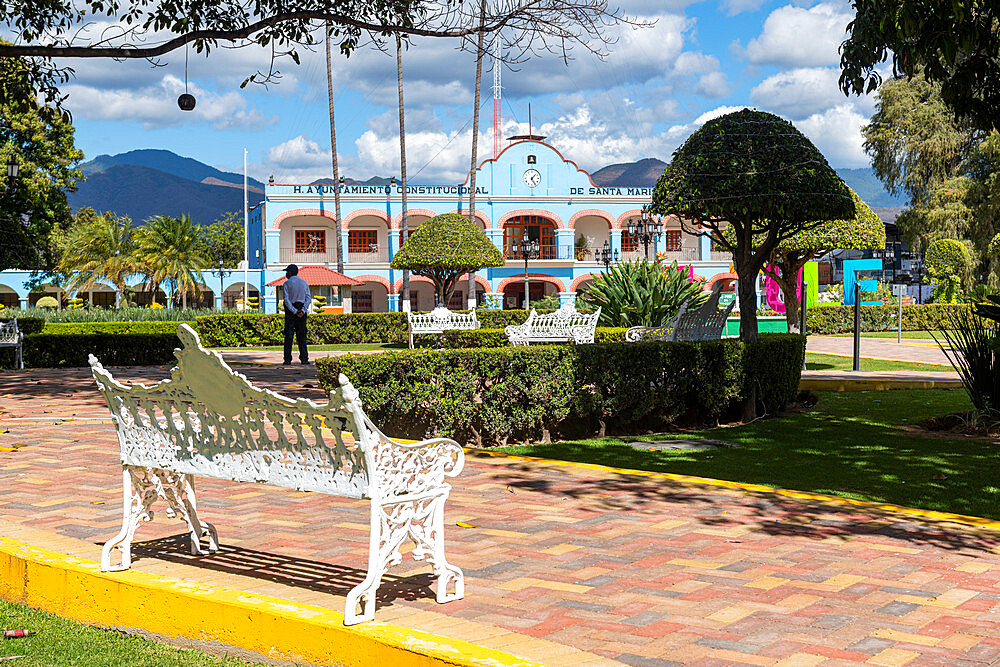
left=3, top=367, right=1000, bottom=666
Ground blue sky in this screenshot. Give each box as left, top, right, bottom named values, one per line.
left=59, top=0, right=877, bottom=184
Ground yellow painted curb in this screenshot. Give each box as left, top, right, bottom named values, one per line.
left=798, top=378, right=963, bottom=391
left=0, top=537, right=541, bottom=667
left=465, top=449, right=1000, bottom=533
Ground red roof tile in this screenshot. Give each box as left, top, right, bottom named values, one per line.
left=265, top=266, right=365, bottom=287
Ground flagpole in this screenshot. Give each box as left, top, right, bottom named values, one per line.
left=243, top=147, right=249, bottom=310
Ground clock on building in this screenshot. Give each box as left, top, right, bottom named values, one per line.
left=523, top=169, right=541, bottom=187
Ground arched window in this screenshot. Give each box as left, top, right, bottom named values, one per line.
left=503, top=215, right=556, bottom=259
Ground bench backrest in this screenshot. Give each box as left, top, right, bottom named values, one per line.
left=90, top=324, right=377, bottom=499
left=624, top=302, right=688, bottom=342
left=0, top=319, right=20, bottom=345
left=408, top=307, right=479, bottom=330
left=522, top=304, right=600, bottom=333
left=674, top=284, right=736, bottom=341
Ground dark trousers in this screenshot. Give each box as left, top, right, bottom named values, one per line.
left=284, top=311, right=308, bottom=363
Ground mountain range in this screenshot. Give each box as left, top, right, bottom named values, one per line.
left=67, top=149, right=905, bottom=225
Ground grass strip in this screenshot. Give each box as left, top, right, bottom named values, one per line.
left=0, top=600, right=260, bottom=666
left=805, top=352, right=953, bottom=372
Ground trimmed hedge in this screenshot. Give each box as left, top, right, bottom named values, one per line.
left=805, top=303, right=969, bottom=334
left=41, top=321, right=190, bottom=335
left=0, top=317, right=44, bottom=334
left=13, top=333, right=180, bottom=368
left=430, top=327, right=628, bottom=348
left=195, top=310, right=555, bottom=347
left=316, top=334, right=805, bottom=445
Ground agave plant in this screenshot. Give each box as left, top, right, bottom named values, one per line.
left=935, top=309, right=1000, bottom=420
left=582, top=258, right=708, bottom=327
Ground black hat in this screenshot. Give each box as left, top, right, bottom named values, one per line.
left=284, top=264, right=299, bottom=276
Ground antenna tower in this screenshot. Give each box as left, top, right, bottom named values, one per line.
left=492, top=39, right=501, bottom=158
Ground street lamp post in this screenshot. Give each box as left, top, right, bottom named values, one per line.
left=512, top=230, right=540, bottom=310
left=626, top=207, right=663, bottom=260
left=216, top=260, right=232, bottom=310
left=598, top=240, right=619, bottom=271
left=5, top=154, right=18, bottom=190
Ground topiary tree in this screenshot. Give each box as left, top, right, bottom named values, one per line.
left=390, top=213, right=504, bottom=307
left=35, top=295, right=58, bottom=309
left=925, top=238, right=972, bottom=303
left=650, top=109, right=854, bottom=343
left=726, top=188, right=885, bottom=333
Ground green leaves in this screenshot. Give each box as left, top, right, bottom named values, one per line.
left=581, top=258, right=708, bottom=328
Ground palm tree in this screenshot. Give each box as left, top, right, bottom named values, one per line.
left=325, top=21, right=345, bottom=273
left=396, top=33, right=410, bottom=311
left=135, top=214, right=208, bottom=308
left=465, top=0, right=488, bottom=310
left=59, top=212, right=137, bottom=307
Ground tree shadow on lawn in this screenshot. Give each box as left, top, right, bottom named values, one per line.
left=131, top=534, right=437, bottom=607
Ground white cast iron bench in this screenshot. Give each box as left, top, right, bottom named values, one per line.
left=90, top=324, right=465, bottom=625
left=407, top=306, right=479, bottom=348
left=0, top=318, right=24, bottom=369
left=673, top=283, right=736, bottom=342
left=624, top=303, right=689, bottom=343
left=505, top=303, right=602, bottom=345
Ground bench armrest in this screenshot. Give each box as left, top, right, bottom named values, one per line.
left=373, top=433, right=465, bottom=499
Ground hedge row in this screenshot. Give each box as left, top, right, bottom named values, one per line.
left=0, top=333, right=180, bottom=369
left=0, top=316, right=44, bottom=334
left=805, top=303, right=969, bottom=334
left=42, top=321, right=190, bottom=334
left=429, top=327, right=628, bottom=348
left=316, top=334, right=805, bottom=445
left=195, top=310, right=554, bottom=347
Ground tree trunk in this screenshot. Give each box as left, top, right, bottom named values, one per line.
left=325, top=22, right=345, bottom=274
left=465, top=0, right=487, bottom=311
left=735, top=256, right=759, bottom=343
left=396, top=34, right=410, bottom=311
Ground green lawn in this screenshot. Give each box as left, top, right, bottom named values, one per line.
left=829, top=330, right=942, bottom=339
left=805, top=352, right=954, bottom=372
left=496, top=389, right=1000, bottom=520
left=0, top=601, right=261, bottom=666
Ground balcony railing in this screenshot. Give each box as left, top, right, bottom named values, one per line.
left=280, top=248, right=337, bottom=264
left=503, top=244, right=572, bottom=260
left=347, top=248, right=390, bottom=264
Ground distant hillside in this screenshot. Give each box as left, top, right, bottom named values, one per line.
left=69, top=164, right=264, bottom=224
left=591, top=158, right=667, bottom=187
left=835, top=167, right=906, bottom=208
left=80, top=149, right=266, bottom=190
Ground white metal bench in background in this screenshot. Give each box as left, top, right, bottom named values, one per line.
left=624, top=303, right=689, bottom=343
left=90, top=324, right=465, bottom=625
left=626, top=283, right=736, bottom=343
left=407, top=306, right=479, bottom=348
left=0, top=318, right=24, bottom=369
left=505, top=303, right=601, bottom=345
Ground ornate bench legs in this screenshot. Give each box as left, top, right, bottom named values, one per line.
left=101, top=466, right=219, bottom=572
left=344, top=492, right=464, bottom=625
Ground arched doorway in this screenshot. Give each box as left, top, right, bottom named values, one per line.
left=503, top=214, right=557, bottom=260
left=223, top=283, right=260, bottom=310
left=502, top=280, right=559, bottom=309
left=0, top=285, right=21, bottom=309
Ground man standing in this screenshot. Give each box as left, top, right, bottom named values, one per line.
left=282, top=264, right=311, bottom=365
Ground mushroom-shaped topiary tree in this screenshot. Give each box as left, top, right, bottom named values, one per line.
left=725, top=187, right=885, bottom=333
left=650, top=109, right=855, bottom=342
left=925, top=238, right=972, bottom=303
left=390, top=212, right=505, bottom=307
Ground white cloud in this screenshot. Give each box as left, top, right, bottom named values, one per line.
left=64, top=75, right=276, bottom=130
left=720, top=0, right=767, bottom=16
left=695, top=71, right=731, bottom=97
left=749, top=67, right=843, bottom=118
left=267, top=135, right=330, bottom=168
left=795, top=103, right=868, bottom=167
left=694, top=105, right=749, bottom=125
left=734, top=3, right=853, bottom=67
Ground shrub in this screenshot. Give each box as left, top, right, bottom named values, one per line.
left=582, top=258, right=708, bottom=327
left=12, top=332, right=180, bottom=368
left=42, top=321, right=189, bottom=335
left=936, top=310, right=1000, bottom=418
left=805, top=303, right=968, bottom=334
left=0, top=317, right=44, bottom=334
left=195, top=310, right=554, bottom=347
left=35, top=296, right=59, bottom=309
left=926, top=239, right=972, bottom=303
left=16, top=306, right=239, bottom=322
left=316, top=334, right=804, bottom=444
left=429, top=327, right=627, bottom=349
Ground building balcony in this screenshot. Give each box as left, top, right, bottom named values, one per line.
left=280, top=248, right=337, bottom=264
left=503, top=244, right=572, bottom=261
left=347, top=248, right=390, bottom=264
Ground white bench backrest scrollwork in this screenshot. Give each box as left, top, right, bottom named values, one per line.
left=407, top=306, right=479, bottom=347
left=625, top=302, right=689, bottom=343
left=506, top=304, right=601, bottom=344
left=0, top=318, right=24, bottom=369
left=674, top=283, right=736, bottom=342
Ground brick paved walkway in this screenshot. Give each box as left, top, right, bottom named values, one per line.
left=3, top=367, right=1000, bottom=666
